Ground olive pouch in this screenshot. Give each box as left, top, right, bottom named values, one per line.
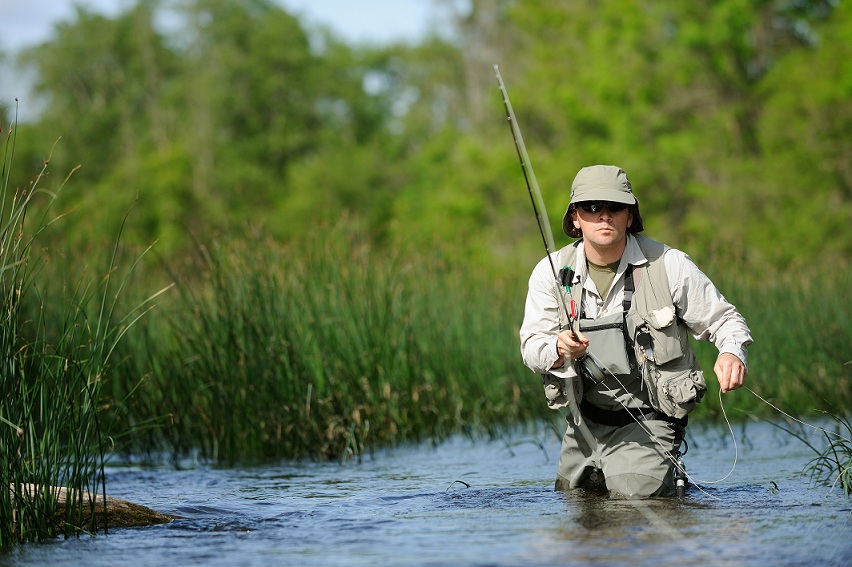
left=644, top=361, right=707, bottom=420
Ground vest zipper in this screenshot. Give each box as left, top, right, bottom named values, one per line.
left=580, top=321, right=624, bottom=332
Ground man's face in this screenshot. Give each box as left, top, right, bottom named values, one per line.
left=571, top=201, right=634, bottom=253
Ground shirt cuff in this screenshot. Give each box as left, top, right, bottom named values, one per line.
left=719, top=344, right=749, bottom=371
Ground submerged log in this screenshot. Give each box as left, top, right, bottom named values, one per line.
left=12, top=484, right=178, bottom=531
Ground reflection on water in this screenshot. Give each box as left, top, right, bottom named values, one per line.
left=1, top=421, right=850, bottom=566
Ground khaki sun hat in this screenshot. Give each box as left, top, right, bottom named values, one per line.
left=562, top=165, right=638, bottom=236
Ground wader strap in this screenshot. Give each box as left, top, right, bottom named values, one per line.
left=623, top=265, right=634, bottom=312
left=580, top=399, right=687, bottom=428
left=622, top=266, right=639, bottom=373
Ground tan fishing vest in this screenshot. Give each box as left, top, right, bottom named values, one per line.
left=558, top=235, right=707, bottom=419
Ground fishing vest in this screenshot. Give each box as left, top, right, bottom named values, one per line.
left=557, top=235, right=707, bottom=419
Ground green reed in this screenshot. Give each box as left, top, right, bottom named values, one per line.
left=109, top=219, right=851, bottom=463
left=768, top=413, right=852, bottom=497
left=692, top=267, right=851, bottom=419
left=115, top=221, right=542, bottom=463
left=0, top=122, right=164, bottom=545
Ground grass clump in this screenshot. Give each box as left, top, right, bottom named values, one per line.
left=805, top=414, right=852, bottom=497
left=0, top=119, right=166, bottom=545
left=768, top=412, right=852, bottom=497
left=116, top=220, right=540, bottom=463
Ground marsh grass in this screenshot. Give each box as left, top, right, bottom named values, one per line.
left=0, top=122, right=166, bottom=545
left=692, top=267, right=851, bottom=418
left=108, top=221, right=852, bottom=463
left=807, top=414, right=852, bottom=497
left=114, top=220, right=541, bottom=463
left=769, top=413, right=852, bottom=497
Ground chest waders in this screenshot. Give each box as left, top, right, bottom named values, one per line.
left=559, top=236, right=700, bottom=496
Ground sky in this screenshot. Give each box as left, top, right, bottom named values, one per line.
left=1, top=0, right=443, bottom=119
left=1, top=0, right=438, bottom=51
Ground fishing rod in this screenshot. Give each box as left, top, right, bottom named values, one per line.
left=493, top=65, right=572, bottom=330
left=493, top=64, right=596, bottom=449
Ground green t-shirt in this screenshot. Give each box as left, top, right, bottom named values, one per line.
left=587, top=260, right=620, bottom=302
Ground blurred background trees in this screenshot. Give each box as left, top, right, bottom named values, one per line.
left=2, top=0, right=849, bottom=277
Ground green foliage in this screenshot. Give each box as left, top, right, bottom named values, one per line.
left=496, top=0, right=850, bottom=272
left=4, top=0, right=848, bottom=274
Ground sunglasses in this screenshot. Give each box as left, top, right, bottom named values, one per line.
left=578, top=201, right=628, bottom=213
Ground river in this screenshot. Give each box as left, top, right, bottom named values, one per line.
left=2, top=420, right=850, bottom=566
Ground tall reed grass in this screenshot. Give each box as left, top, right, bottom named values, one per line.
left=692, top=267, right=851, bottom=419
left=114, top=220, right=541, bottom=463
left=0, top=122, right=165, bottom=545
left=110, top=218, right=851, bottom=464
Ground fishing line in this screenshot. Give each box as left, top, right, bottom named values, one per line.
left=688, top=388, right=738, bottom=485
left=626, top=498, right=720, bottom=561
left=744, top=386, right=852, bottom=445
left=694, top=385, right=852, bottom=489
left=590, top=354, right=852, bottom=496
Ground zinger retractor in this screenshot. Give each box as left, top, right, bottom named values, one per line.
left=674, top=440, right=689, bottom=498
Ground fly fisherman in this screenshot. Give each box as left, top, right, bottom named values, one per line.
left=520, top=165, right=753, bottom=498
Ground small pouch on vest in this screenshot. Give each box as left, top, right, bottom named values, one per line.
left=579, top=311, right=632, bottom=376
left=541, top=373, right=581, bottom=410
left=542, top=373, right=568, bottom=409
left=649, top=364, right=707, bottom=419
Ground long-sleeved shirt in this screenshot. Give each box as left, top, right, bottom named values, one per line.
left=520, top=235, right=753, bottom=383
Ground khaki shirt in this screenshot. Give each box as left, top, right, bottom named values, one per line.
left=519, top=235, right=753, bottom=381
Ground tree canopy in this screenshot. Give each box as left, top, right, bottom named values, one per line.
left=2, top=0, right=849, bottom=277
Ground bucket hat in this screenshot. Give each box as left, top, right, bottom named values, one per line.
left=562, top=165, right=638, bottom=236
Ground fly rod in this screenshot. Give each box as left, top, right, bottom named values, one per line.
left=493, top=64, right=595, bottom=445
left=492, top=64, right=574, bottom=332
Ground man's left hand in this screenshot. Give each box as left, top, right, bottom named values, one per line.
left=714, top=353, right=747, bottom=393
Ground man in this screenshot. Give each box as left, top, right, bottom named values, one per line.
left=520, top=165, right=752, bottom=498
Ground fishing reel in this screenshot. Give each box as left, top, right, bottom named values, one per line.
left=574, top=353, right=607, bottom=383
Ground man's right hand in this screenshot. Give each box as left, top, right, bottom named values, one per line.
left=553, top=329, right=589, bottom=368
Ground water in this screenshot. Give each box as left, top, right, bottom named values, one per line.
left=2, top=420, right=850, bottom=566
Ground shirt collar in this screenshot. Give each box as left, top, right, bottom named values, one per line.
left=575, top=234, right=648, bottom=277
left=622, top=234, right=649, bottom=270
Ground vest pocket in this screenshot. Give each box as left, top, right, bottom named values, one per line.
left=650, top=365, right=707, bottom=419
left=627, top=306, right=685, bottom=365
left=580, top=313, right=633, bottom=376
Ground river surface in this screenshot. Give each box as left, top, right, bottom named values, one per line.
left=2, top=420, right=850, bottom=566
